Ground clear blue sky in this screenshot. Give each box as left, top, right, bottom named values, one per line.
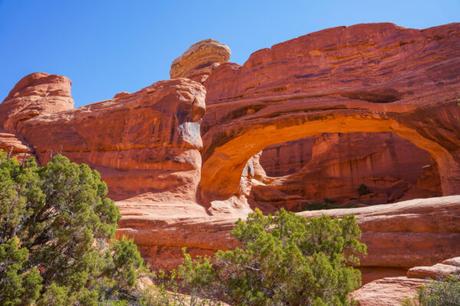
left=1, top=0, right=459, bottom=106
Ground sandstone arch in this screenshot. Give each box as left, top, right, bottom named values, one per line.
left=200, top=23, right=460, bottom=204
left=200, top=101, right=460, bottom=202
left=253, top=132, right=441, bottom=210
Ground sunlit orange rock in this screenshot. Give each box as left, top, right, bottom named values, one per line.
left=118, top=195, right=460, bottom=279
left=299, top=196, right=460, bottom=283
left=170, top=39, right=231, bottom=83
left=0, top=132, right=32, bottom=160
left=0, top=72, right=73, bottom=132
left=201, top=22, right=460, bottom=208
left=0, top=74, right=207, bottom=205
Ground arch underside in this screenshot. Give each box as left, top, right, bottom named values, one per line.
left=200, top=102, right=460, bottom=203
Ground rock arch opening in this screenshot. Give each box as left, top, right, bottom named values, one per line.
left=200, top=110, right=460, bottom=206
left=248, top=132, right=441, bottom=213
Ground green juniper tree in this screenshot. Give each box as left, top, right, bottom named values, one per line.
left=177, top=209, right=366, bottom=306
left=0, top=152, right=145, bottom=305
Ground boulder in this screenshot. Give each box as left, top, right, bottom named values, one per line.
left=350, top=277, right=428, bottom=306
left=407, top=260, right=460, bottom=279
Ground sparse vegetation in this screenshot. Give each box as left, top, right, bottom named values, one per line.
left=402, top=276, right=460, bottom=306
left=418, top=276, right=460, bottom=306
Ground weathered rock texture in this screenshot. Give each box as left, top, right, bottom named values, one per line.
left=0, top=73, right=207, bottom=205
left=200, top=22, right=460, bottom=207
left=118, top=195, right=460, bottom=281
left=299, top=196, right=460, bottom=283
left=0, top=132, right=32, bottom=160
left=170, top=39, right=231, bottom=83
left=350, top=256, right=460, bottom=305
left=253, top=133, right=440, bottom=211
left=350, top=277, right=428, bottom=306
left=0, top=73, right=73, bottom=132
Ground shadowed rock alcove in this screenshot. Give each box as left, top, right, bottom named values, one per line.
left=246, top=132, right=441, bottom=213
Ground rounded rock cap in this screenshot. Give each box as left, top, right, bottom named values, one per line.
left=170, top=39, right=231, bottom=81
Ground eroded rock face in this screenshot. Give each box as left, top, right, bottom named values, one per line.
left=201, top=22, right=460, bottom=206
left=350, top=277, right=428, bottom=306
left=170, top=39, right=231, bottom=82
left=251, top=133, right=441, bottom=211
left=0, top=77, right=207, bottom=204
left=350, top=256, right=460, bottom=305
left=0, top=132, right=32, bottom=160
left=0, top=72, right=73, bottom=132
left=117, top=195, right=460, bottom=280
left=299, top=196, right=460, bottom=283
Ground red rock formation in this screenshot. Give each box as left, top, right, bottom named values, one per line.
left=259, top=137, right=314, bottom=177
left=0, top=132, right=32, bottom=160
left=0, top=72, right=73, bottom=132
left=0, top=74, right=207, bottom=206
left=299, top=196, right=460, bottom=283
left=350, top=277, right=428, bottom=306
left=170, top=39, right=231, bottom=83
left=200, top=23, right=460, bottom=207
left=252, top=132, right=441, bottom=211
left=118, top=195, right=460, bottom=281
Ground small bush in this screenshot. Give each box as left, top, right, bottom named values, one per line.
left=418, top=276, right=460, bottom=306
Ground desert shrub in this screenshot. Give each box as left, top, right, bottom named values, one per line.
left=176, top=209, right=366, bottom=305
left=0, top=152, right=145, bottom=305
left=418, top=276, right=460, bottom=306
